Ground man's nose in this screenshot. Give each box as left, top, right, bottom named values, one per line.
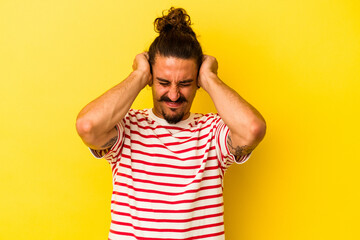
left=168, top=85, right=180, bottom=101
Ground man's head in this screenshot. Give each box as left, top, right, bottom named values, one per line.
left=151, top=55, right=198, bottom=124
left=148, top=7, right=203, bottom=124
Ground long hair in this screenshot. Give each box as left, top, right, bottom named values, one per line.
left=148, top=7, right=203, bottom=71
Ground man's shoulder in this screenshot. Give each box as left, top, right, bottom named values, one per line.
left=196, top=112, right=220, bottom=120
left=121, top=109, right=152, bottom=125
left=191, top=112, right=222, bottom=127
left=127, top=109, right=150, bottom=118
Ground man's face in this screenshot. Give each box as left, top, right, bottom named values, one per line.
left=151, top=55, right=198, bottom=124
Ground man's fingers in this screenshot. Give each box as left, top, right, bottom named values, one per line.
left=203, top=54, right=209, bottom=61
left=143, top=52, right=149, bottom=60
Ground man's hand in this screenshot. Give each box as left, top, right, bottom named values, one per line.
left=76, top=52, right=154, bottom=150
left=132, top=52, right=152, bottom=87
left=196, top=54, right=266, bottom=160
left=198, top=55, right=219, bottom=90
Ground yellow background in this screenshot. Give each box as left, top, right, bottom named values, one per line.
left=1, top=0, right=359, bottom=239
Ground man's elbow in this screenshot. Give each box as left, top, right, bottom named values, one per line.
left=76, top=117, right=96, bottom=145
left=230, top=120, right=266, bottom=149
left=250, top=119, right=266, bottom=144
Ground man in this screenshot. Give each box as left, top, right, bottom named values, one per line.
left=76, top=7, right=266, bottom=240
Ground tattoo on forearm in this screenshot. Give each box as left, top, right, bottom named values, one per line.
left=101, top=136, right=118, bottom=148
left=227, top=135, right=254, bottom=160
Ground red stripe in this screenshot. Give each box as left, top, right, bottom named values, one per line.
left=112, top=191, right=223, bottom=204
left=111, top=220, right=223, bottom=233
left=117, top=173, right=221, bottom=188
left=126, top=116, right=216, bottom=133
left=126, top=157, right=205, bottom=170
left=118, top=163, right=220, bottom=179
left=119, top=154, right=218, bottom=170
left=216, top=124, right=227, bottom=177
left=112, top=165, right=118, bottom=180
left=121, top=153, right=217, bottom=166
left=114, top=181, right=222, bottom=196
left=123, top=149, right=205, bottom=161
left=109, top=229, right=224, bottom=240
left=216, top=123, right=225, bottom=162
left=121, top=142, right=216, bottom=161
left=124, top=127, right=215, bottom=146
left=125, top=127, right=172, bottom=138
left=111, top=201, right=223, bottom=213
left=125, top=138, right=215, bottom=153
left=125, top=113, right=151, bottom=123
left=122, top=149, right=216, bottom=161
left=110, top=211, right=223, bottom=223
left=104, top=127, right=126, bottom=164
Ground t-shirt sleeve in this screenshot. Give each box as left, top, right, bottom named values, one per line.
left=89, top=120, right=126, bottom=164
left=215, top=117, right=252, bottom=168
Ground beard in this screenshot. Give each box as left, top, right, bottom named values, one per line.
left=159, top=95, right=187, bottom=124
left=162, top=109, right=185, bottom=124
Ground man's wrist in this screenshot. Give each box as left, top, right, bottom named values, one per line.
left=199, top=72, right=221, bottom=92
left=131, top=69, right=151, bottom=88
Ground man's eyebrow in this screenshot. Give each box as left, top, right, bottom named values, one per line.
left=179, top=79, right=194, bottom=83
left=156, top=78, right=170, bottom=82
left=156, top=78, right=194, bottom=83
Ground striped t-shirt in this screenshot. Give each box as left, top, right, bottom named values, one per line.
left=91, top=108, right=251, bottom=240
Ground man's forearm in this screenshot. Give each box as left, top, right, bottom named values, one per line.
left=76, top=70, right=149, bottom=146
left=202, top=72, right=266, bottom=146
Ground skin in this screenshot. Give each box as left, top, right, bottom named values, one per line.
left=76, top=53, right=151, bottom=150
left=151, top=56, right=199, bottom=124
left=197, top=55, right=266, bottom=159
left=76, top=52, right=266, bottom=159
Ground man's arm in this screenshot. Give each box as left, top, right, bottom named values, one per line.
left=198, top=55, right=266, bottom=160
left=75, top=53, right=152, bottom=150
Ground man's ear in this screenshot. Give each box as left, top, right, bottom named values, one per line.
left=148, top=78, right=153, bottom=87
left=196, top=70, right=200, bottom=88
left=148, top=63, right=153, bottom=86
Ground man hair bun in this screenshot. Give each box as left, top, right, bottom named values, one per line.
left=154, top=7, right=195, bottom=36
left=148, top=7, right=203, bottom=68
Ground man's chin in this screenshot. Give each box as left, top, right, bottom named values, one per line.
left=162, top=110, right=184, bottom=124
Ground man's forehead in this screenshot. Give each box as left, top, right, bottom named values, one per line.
left=153, top=55, right=197, bottom=67
left=153, top=55, right=198, bottom=78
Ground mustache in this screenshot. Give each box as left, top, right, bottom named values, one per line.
left=159, top=95, right=187, bottom=103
